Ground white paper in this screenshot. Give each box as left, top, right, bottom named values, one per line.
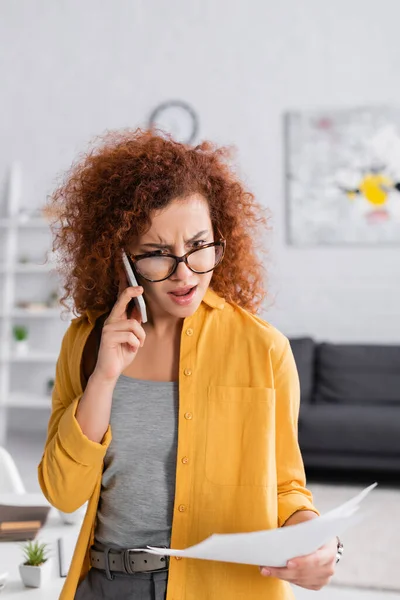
left=142, top=482, right=377, bottom=567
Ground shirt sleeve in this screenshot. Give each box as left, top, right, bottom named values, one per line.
left=38, top=325, right=112, bottom=513
left=274, top=338, right=320, bottom=527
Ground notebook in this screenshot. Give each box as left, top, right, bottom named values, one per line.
left=0, top=494, right=51, bottom=541
left=0, top=519, right=42, bottom=541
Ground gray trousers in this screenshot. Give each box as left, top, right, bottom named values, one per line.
left=74, top=567, right=168, bottom=600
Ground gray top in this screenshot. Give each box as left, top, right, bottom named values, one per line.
left=94, top=374, right=179, bottom=550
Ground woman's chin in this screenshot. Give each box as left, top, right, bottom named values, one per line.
left=145, top=286, right=205, bottom=320
left=167, top=295, right=203, bottom=318
left=167, top=302, right=200, bottom=319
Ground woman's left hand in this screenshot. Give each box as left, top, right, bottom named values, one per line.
left=260, top=537, right=337, bottom=591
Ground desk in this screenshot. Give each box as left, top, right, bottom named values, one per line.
left=0, top=508, right=80, bottom=599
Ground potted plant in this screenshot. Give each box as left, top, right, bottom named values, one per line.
left=45, top=377, right=55, bottom=396
left=19, top=540, right=52, bottom=588
left=12, top=325, right=29, bottom=356
left=47, top=290, right=60, bottom=308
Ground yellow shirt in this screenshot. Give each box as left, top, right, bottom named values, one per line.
left=38, top=288, right=319, bottom=600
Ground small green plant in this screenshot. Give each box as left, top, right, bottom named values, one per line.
left=13, top=325, right=29, bottom=341
left=46, top=378, right=55, bottom=395
left=47, top=290, right=59, bottom=307
left=21, top=540, right=50, bottom=567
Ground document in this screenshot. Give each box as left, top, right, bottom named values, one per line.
left=144, top=483, right=377, bottom=567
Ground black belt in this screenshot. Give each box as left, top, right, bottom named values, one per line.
left=90, top=547, right=169, bottom=575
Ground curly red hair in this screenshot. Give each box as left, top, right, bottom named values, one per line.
left=46, top=129, right=269, bottom=317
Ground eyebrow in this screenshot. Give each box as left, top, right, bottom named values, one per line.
left=140, top=230, right=210, bottom=250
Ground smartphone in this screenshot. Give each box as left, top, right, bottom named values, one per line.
left=121, top=249, right=148, bottom=323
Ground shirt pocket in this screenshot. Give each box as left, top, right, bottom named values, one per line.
left=205, top=386, right=275, bottom=487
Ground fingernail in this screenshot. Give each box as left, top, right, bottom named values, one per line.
left=261, top=569, right=270, bottom=576
left=288, top=561, right=296, bottom=568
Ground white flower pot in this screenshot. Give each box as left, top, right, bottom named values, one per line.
left=14, top=340, right=29, bottom=356
left=19, top=557, right=53, bottom=588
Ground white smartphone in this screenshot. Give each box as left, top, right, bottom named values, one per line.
left=121, top=249, right=148, bottom=323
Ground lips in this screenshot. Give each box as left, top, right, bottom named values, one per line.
left=169, top=286, right=197, bottom=297
left=168, top=285, right=198, bottom=306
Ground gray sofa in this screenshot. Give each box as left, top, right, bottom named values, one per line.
left=290, top=338, right=400, bottom=473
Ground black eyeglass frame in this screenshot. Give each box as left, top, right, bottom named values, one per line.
left=127, top=239, right=226, bottom=283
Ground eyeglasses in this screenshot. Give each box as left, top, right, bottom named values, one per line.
left=127, top=239, right=226, bottom=283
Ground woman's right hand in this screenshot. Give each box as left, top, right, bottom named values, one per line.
left=93, top=280, right=146, bottom=383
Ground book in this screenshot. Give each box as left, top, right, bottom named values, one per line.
left=0, top=520, right=41, bottom=531
left=0, top=500, right=50, bottom=541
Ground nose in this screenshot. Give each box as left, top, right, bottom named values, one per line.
left=172, top=259, right=193, bottom=280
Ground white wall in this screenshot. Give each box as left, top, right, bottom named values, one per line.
left=1, top=0, right=400, bottom=343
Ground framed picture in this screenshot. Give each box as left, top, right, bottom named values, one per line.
left=285, top=107, right=400, bottom=245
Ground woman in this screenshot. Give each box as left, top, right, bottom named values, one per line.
left=38, top=130, right=340, bottom=600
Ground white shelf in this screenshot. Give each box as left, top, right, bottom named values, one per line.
left=7, top=391, right=52, bottom=409
left=0, top=308, right=70, bottom=318
left=0, top=263, right=55, bottom=274
left=1, top=352, right=59, bottom=363
left=7, top=308, right=63, bottom=318
left=0, top=217, right=49, bottom=228
left=0, top=164, right=66, bottom=441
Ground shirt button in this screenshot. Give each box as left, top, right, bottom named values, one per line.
left=178, top=504, right=187, bottom=512
left=186, top=328, right=194, bottom=336
left=181, top=456, right=189, bottom=464
left=184, top=412, right=193, bottom=420
left=184, top=368, right=192, bottom=376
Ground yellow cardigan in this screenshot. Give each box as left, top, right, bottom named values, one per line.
left=38, top=288, right=319, bottom=600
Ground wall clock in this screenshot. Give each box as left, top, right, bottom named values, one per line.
left=148, top=100, right=199, bottom=144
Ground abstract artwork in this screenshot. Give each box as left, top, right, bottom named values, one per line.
left=285, top=107, right=400, bottom=245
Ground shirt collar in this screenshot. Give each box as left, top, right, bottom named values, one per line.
left=85, top=307, right=109, bottom=326
left=202, top=288, right=226, bottom=310
left=85, top=288, right=225, bottom=326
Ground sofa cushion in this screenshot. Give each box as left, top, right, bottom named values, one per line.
left=299, top=404, right=400, bottom=456
left=315, top=343, right=400, bottom=405
left=289, top=337, right=315, bottom=404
